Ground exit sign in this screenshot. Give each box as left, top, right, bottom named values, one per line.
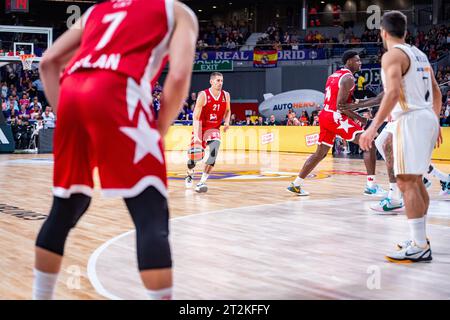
left=6, top=0, right=29, bottom=13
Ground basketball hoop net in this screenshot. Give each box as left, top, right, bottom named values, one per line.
left=19, top=54, right=35, bottom=70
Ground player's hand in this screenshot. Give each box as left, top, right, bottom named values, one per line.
left=359, top=127, right=376, bottom=151
left=435, top=127, right=443, bottom=149
left=223, top=122, right=230, bottom=132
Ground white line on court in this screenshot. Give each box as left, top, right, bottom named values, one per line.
left=86, top=196, right=450, bottom=300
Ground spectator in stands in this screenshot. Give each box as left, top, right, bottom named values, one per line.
left=30, top=104, right=41, bottom=120
left=42, top=106, right=55, bottom=129
left=267, top=114, right=279, bottom=126
left=300, top=111, right=309, bottom=126
left=312, top=114, right=320, bottom=126
left=6, top=95, right=18, bottom=111
left=152, top=91, right=161, bottom=118
left=243, top=115, right=254, bottom=126
left=29, top=96, right=42, bottom=111
left=24, top=81, right=37, bottom=98
left=1, top=97, right=6, bottom=112
left=18, top=102, right=31, bottom=121
left=229, top=113, right=237, bottom=125
left=19, top=93, right=30, bottom=108
left=1, top=81, right=7, bottom=99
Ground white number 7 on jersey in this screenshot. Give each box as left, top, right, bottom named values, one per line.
left=95, top=11, right=127, bottom=51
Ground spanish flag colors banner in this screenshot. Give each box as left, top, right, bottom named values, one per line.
left=253, top=49, right=278, bottom=68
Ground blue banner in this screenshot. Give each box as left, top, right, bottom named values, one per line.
left=195, top=49, right=326, bottom=62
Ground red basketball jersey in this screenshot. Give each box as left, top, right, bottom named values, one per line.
left=63, top=0, right=173, bottom=87
left=323, top=68, right=355, bottom=112
left=199, top=89, right=228, bottom=131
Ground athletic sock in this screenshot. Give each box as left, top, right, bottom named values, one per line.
left=408, top=217, right=427, bottom=248
left=200, top=173, right=209, bottom=184
left=428, top=164, right=450, bottom=183
left=388, top=183, right=402, bottom=201
left=32, top=269, right=59, bottom=300
left=146, top=287, right=172, bottom=300
left=293, top=176, right=304, bottom=187
left=367, top=175, right=376, bottom=188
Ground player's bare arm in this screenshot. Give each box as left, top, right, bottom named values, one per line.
left=158, top=1, right=198, bottom=136
left=430, top=68, right=443, bottom=147
left=192, top=91, right=206, bottom=142
left=337, top=75, right=367, bottom=125
left=223, top=91, right=231, bottom=132
left=359, top=49, right=406, bottom=151
left=40, top=18, right=83, bottom=111
left=339, top=92, right=384, bottom=111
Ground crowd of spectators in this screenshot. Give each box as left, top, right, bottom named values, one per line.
left=1, top=67, right=55, bottom=150
left=196, top=23, right=252, bottom=51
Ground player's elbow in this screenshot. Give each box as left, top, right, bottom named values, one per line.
left=40, top=53, right=61, bottom=71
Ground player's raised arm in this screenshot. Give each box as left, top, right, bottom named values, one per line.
left=192, top=91, right=206, bottom=142
left=158, top=1, right=199, bottom=136
left=223, top=91, right=231, bottom=132
left=39, top=18, right=83, bottom=111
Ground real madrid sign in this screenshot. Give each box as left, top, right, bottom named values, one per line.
left=193, top=59, right=233, bottom=72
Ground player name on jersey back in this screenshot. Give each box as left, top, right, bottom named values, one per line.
left=67, top=53, right=121, bottom=75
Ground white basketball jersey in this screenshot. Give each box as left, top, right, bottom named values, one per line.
left=381, top=44, right=433, bottom=120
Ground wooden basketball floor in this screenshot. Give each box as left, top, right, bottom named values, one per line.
left=1, top=151, right=449, bottom=299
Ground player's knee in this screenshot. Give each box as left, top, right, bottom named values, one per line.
left=125, top=187, right=172, bottom=270
left=205, top=140, right=220, bottom=166
left=187, top=159, right=196, bottom=170
left=35, top=194, right=91, bottom=256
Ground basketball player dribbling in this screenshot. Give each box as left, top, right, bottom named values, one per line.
left=32, top=0, right=198, bottom=299
left=359, top=11, right=441, bottom=262
left=287, top=51, right=386, bottom=197
left=185, top=72, right=231, bottom=193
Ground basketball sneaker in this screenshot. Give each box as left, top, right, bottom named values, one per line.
left=439, top=180, right=450, bottom=198
left=423, top=177, right=432, bottom=189
left=185, top=175, right=193, bottom=188
left=386, top=242, right=432, bottom=263
left=396, top=238, right=430, bottom=250
left=286, top=183, right=310, bottom=196
left=370, top=197, right=404, bottom=214
left=363, top=184, right=387, bottom=197
left=195, top=182, right=208, bottom=193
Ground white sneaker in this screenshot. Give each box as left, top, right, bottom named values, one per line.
left=370, top=197, right=404, bottom=214
left=397, top=238, right=430, bottom=250
left=195, top=182, right=208, bottom=193
left=363, top=184, right=388, bottom=197
left=439, top=180, right=450, bottom=198
left=185, top=175, right=193, bottom=188
left=386, top=242, right=432, bottom=263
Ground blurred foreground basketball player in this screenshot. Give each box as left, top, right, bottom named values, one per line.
left=33, top=0, right=198, bottom=299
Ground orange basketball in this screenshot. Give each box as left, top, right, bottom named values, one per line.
left=188, top=147, right=204, bottom=161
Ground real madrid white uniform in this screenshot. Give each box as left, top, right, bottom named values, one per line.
left=381, top=44, right=439, bottom=176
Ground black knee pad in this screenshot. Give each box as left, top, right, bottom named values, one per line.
left=36, top=194, right=91, bottom=256
left=124, top=187, right=172, bottom=271
left=187, top=159, right=196, bottom=170
left=205, top=140, right=220, bottom=166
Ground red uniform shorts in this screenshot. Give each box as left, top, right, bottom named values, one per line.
left=53, top=70, right=167, bottom=199
left=318, top=110, right=364, bottom=147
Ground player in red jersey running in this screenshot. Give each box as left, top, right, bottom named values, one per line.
left=185, top=72, right=231, bottom=193
left=32, top=0, right=198, bottom=300
left=287, top=51, right=385, bottom=196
